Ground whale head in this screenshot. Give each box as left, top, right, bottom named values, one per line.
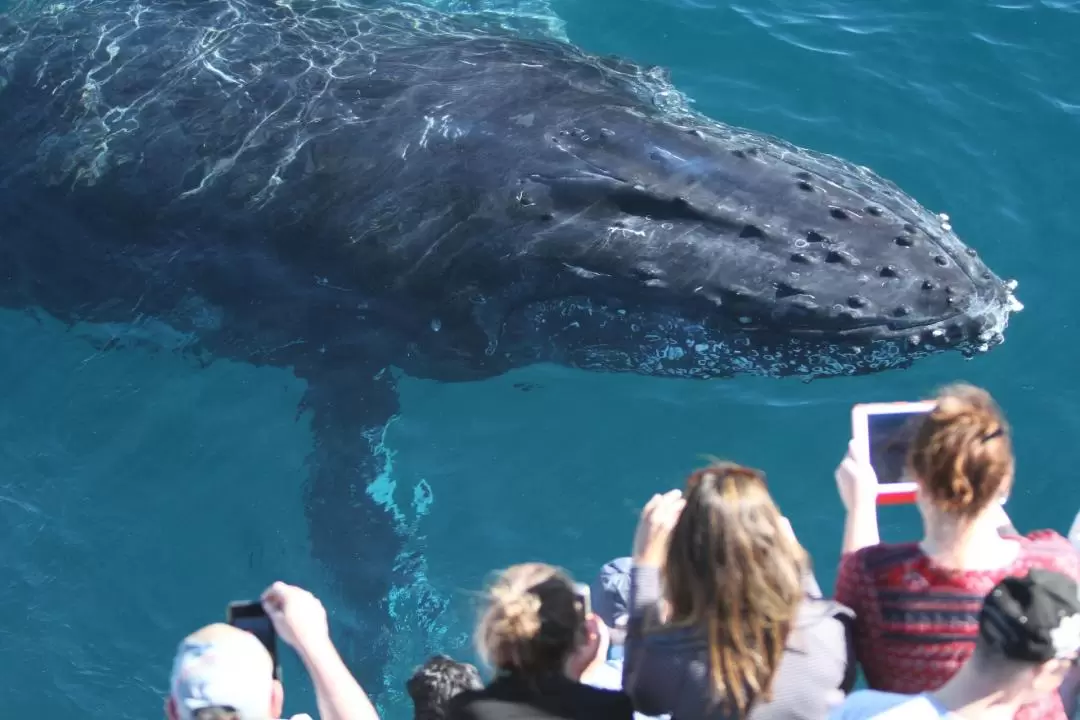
left=484, top=105, right=1023, bottom=380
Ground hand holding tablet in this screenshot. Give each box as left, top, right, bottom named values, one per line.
left=850, top=401, right=935, bottom=505
left=834, top=439, right=880, bottom=512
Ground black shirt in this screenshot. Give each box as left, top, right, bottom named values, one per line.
left=447, top=671, right=634, bottom=720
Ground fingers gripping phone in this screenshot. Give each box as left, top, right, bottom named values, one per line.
left=851, top=401, right=934, bottom=505
left=227, top=600, right=281, bottom=680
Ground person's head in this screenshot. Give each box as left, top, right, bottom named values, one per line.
left=662, top=461, right=807, bottom=717
left=474, top=562, right=587, bottom=679
left=591, top=557, right=631, bottom=646
left=165, top=623, right=283, bottom=720
left=907, top=382, right=1014, bottom=525
left=406, top=654, right=483, bottom=720
left=963, top=568, right=1080, bottom=706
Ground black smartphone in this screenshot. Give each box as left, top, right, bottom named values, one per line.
left=227, top=600, right=280, bottom=680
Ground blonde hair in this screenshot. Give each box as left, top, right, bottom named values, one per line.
left=475, top=563, right=584, bottom=677
left=907, top=383, right=1014, bottom=520
left=661, top=462, right=807, bottom=719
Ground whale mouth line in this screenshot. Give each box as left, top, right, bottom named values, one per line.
left=790, top=312, right=963, bottom=335
left=722, top=302, right=976, bottom=343
left=534, top=167, right=733, bottom=228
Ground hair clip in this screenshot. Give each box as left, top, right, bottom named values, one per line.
left=982, top=427, right=1004, bottom=443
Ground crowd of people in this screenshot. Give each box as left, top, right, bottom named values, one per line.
left=163, top=382, right=1080, bottom=720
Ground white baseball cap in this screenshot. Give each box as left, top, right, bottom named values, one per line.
left=169, top=624, right=277, bottom=720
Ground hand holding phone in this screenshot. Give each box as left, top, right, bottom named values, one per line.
left=566, top=583, right=607, bottom=681
left=850, top=401, right=934, bottom=505
left=227, top=600, right=280, bottom=680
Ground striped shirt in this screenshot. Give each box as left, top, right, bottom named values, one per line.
left=834, top=530, right=1080, bottom=720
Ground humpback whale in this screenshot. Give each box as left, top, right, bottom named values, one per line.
left=0, top=0, right=1023, bottom=701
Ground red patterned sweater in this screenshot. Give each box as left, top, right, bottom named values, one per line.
left=834, top=530, right=1080, bottom=720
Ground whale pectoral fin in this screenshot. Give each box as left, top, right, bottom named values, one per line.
left=296, top=363, right=405, bottom=698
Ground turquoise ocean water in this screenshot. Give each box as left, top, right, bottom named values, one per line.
left=1, top=0, right=1078, bottom=718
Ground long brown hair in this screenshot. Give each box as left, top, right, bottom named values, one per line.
left=907, top=383, right=1014, bottom=520
left=660, top=462, right=807, bottom=718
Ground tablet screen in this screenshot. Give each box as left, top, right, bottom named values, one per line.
left=867, top=410, right=928, bottom=485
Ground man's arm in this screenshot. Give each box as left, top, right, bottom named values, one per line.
left=262, top=582, right=380, bottom=720
left=293, top=634, right=380, bottom=720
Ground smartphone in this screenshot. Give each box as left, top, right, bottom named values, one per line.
left=573, top=582, right=592, bottom=618
left=851, top=401, right=934, bottom=505
left=227, top=600, right=280, bottom=680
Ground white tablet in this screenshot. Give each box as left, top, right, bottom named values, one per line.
left=851, top=401, right=935, bottom=505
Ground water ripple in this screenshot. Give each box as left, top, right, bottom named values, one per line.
left=3, top=1, right=1080, bottom=720
left=1037, top=90, right=1080, bottom=116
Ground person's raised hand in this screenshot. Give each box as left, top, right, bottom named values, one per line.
left=632, top=489, right=686, bottom=567
left=261, top=581, right=330, bottom=652
left=835, top=439, right=879, bottom=513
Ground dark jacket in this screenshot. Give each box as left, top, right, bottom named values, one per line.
left=623, top=565, right=856, bottom=720
left=447, top=670, right=635, bottom=720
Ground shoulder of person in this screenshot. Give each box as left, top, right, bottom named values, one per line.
left=577, top=683, right=635, bottom=717
left=574, top=679, right=632, bottom=701
left=1024, top=529, right=1073, bottom=547
left=787, top=596, right=857, bottom=659
left=635, top=619, right=705, bottom=653
left=1022, top=530, right=1080, bottom=566
left=448, top=677, right=630, bottom=715
left=841, top=542, right=923, bottom=577
left=832, top=688, right=921, bottom=718
left=800, top=597, right=856, bottom=642
left=802, top=593, right=855, bottom=620
left=445, top=686, right=488, bottom=719
left=582, top=660, right=624, bottom=691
